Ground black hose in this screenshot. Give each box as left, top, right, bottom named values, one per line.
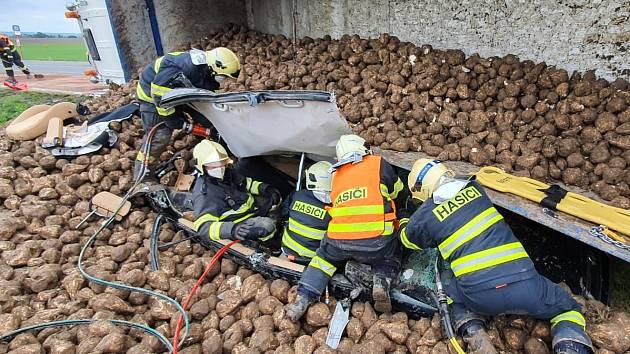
left=150, top=214, right=166, bottom=271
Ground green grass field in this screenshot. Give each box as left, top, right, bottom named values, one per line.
left=0, top=91, right=78, bottom=125
left=19, top=42, right=87, bottom=61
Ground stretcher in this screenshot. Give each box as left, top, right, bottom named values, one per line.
left=476, top=167, right=630, bottom=238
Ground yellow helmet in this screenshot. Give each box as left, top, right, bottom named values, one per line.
left=335, top=134, right=369, bottom=161
left=305, top=161, right=333, bottom=192
left=205, top=47, right=241, bottom=78
left=408, top=159, right=455, bottom=201
left=192, top=140, right=232, bottom=174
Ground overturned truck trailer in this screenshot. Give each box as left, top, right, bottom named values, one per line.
left=159, top=88, right=629, bottom=309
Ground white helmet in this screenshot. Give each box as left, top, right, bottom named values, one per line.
left=305, top=161, right=333, bottom=192
left=408, top=159, right=455, bottom=201
left=193, top=140, right=232, bottom=179
left=335, top=134, right=369, bottom=161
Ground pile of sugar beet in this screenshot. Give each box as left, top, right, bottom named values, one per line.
left=196, top=24, right=629, bottom=209
left=0, top=25, right=629, bottom=354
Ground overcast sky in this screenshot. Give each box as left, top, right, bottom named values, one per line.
left=0, top=0, right=80, bottom=33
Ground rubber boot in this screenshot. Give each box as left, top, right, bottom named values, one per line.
left=463, top=324, right=498, bottom=354
left=554, top=341, right=592, bottom=354
left=372, top=275, right=392, bottom=313
left=286, top=293, right=313, bottom=322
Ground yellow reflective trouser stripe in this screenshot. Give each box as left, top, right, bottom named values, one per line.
left=288, top=218, right=325, bottom=240
left=136, top=151, right=156, bottom=163
left=208, top=222, right=223, bottom=241
left=136, top=84, right=152, bottom=102
left=439, top=207, right=503, bottom=259
left=153, top=57, right=163, bottom=72
left=391, top=178, right=404, bottom=199
left=328, top=205, right=384, bottom=217
left=400, top=227, right=421, bottom=250
left=282, top=230, right=316, bottom=257
left=328, top=221, right=394, bottom=235
left=156, top=106, right=176, bottom=116
left=450, top=242, right=529, bottom=277
left=194, top=213, right=219, bottom=231
left=550, top=310, right=586, bottom=329
left=309, top=256, right=336, bottom=277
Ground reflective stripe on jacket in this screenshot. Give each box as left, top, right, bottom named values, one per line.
left=327, top=155, right=396, bottom=240
left=403, top=180, right=536, bottom=291
left=281, top=190, right=331, bottom=258
left=192, top=171, right=267, bottom=241
left=136, top=51, right=220, bottom=115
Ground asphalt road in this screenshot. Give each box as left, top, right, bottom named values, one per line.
left=23, top=60, right=91, bottom=76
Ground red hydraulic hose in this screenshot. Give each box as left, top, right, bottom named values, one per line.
left=172, top=240, right=240, bottom=353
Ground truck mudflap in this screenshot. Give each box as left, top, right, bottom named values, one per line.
left=175, top=218, right=437, bottom=318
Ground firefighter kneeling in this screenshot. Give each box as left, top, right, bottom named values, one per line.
left=192, top=140, right=281, bottom=244
left=401, top=159, right=593, bottom=354
left=286, top=134, right=407, bottom=321
left=281, top=161, right=333, bottom=263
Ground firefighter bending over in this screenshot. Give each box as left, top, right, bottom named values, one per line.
left=191, top=140, right=282, bottom=245
left=281, top=161, right=333, bottom=263
left=0, top=34, right=38, bottom=85
left=401, top=159, right=593, bottom=354
left=134, top=48, right=241, bottom=182
left=286, top=134, right=408, bottom=321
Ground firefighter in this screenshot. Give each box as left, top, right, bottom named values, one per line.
left=401, top=159, right=593, bottom=354
left=134, top=47, right=241, bottom=182
left=191, top=140, right=282, bottom=245
left=286, top=134, right=408, bottom=321
left=0, top=34, right=33, bottom=84
left=281, top=161, right=333, bottom=263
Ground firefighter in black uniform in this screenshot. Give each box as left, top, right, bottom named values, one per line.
left=191, top=140, right=281, bottom=245
left=286, top=135, right=408, bottom=321
left=134, top=48, right=241, bottom=181
left=281, top=161, right=333, bottom=262
left=0, top=34, right=33, bottom=84
left=401, top=159, right=593, bottom=354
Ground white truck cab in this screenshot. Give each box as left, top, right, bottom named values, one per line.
left=65, top=0, right=128, bottom=84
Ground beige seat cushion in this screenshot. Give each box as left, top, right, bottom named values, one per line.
left=6, top=102, right=76, bottom=141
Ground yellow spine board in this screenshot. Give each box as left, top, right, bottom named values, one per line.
left=475, top=166, right=630, bottom=238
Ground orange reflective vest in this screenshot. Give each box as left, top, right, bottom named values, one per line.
left=327, top=155, right=396, bottom=240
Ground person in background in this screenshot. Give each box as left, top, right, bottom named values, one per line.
left=0, top=34, right=39, bottom=84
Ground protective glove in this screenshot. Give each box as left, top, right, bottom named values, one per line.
left=232, top=216, right=276, bottom=240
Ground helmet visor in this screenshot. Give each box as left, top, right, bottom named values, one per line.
left=410, top=178, right=423, bottom=194
left=410, top=159, right=442, bottom=193
left=202, top=158, right=232, bottom=170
